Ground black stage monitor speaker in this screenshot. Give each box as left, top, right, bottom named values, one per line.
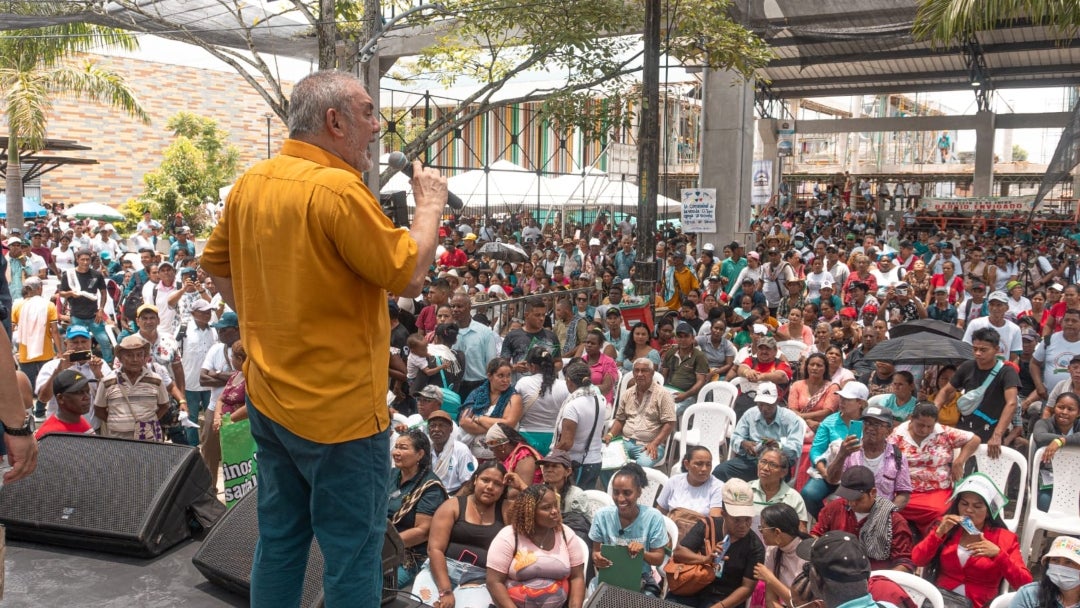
left=192, top=488, right=406, bottom=607
left=0, top=434, right=224, bottom=557
left=585, top=583, right=687, bottom=608
left=380, top=190, right=410, bottom=228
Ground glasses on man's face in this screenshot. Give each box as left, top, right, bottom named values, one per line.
left=758, top=460, right=783, bottom=470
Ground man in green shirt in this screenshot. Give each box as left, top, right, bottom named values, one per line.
left=720, top=240, right=748, bottom=298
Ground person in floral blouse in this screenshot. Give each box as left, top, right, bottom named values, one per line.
left=888, top=401, right=981, bottom=537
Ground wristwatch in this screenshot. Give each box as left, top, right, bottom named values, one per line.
left=2, top=415, right=34, bottom=437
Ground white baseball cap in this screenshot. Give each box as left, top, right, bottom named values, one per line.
left=836, top=381, right=869, bottom=401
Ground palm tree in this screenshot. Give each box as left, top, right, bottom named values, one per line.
left=913, top=0, right=1080, bottom=43
left=1, top=18, right=150, bottom=229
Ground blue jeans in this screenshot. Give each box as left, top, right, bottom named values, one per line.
left=1039, top=487, right=1053, bottom=512
left=624, top=439, right=665, bottom=467
left=184, top=390, right=212, bottom=446
left=801, top=478, right=838, bottom=518
left=247, top=400, right=391, bottom=608
left=70, top=315, right=114, bottom=364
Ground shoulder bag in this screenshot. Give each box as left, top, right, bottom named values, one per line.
left=663, top=515, right=716, bottom=595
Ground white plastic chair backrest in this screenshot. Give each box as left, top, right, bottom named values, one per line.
left=583, top=489, right=615, bottom=512
left=610, top=371, right=633, bottom=420
left=972, top=444, right=1027, bottom=531
left=870, top=569, right=944, bottom=608
left=777, top=339, right=808, bottom=363
left=1047, top=446, right=1080, bottom=515
left=607, top=468, right=669, bottom=508
left=662, top=515, right=679, bottom=551
left=669, top=461, right=684, bottom=476
left=654, top=371, right=665, bottom=387
left=572, top=534, right=590, bottom=573
left=988, top=592, right=1015, bottom=608
left=676, top=402, right=737, bottom=462
left=696, top=380, right=738, bottom=407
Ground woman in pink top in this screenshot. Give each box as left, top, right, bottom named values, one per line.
left=581, top=330, right=619, bottom=405
left=777, top=307, right=814, bottom=347
left=787, top=353, right=839, bottom=491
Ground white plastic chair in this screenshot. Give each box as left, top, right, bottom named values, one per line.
left=1021, top=446, right=1080, bottom=563
left=870, top=570, right=944, bottom=608
left=610, top=371, right=633, bottom=420
left=696, top=380, right=738, bottom=407
left=607, top=467, right=669, bottom=508
left=571, top=534, right=590, bottom=575
left=583, top=489, right=615, bottom=513
left=669, top=402, right=736, bottom=466
left=972, top=444, right=1027, bottom=532
left=777, top=339, right=809, bottom=364
left=661, top=514, right=679, bottom=551
left=988, top=592, right=1015, bottom=608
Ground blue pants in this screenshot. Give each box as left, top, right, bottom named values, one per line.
left=70, top=315, right=114, bottom=364
left=712, top=453, right=759, bottom=482
left=183, top=390, right=212, bottom=446
left=801, top=478, right=838, bottom=518
left=624, top=439, right=665, bottom=467
left=247, top=400, right=391, bottom=608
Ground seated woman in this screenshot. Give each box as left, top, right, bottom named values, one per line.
left=590, top=463, right=669, bottom=596
left=787, top=353, right=839, bottom=490
left=389, top=429, right=448, bottom=586
left=1011, top=535, right=1080, bottom=608
left=911, top=473, right=1032, bottom=608
left=486, top=483, right=586, bottom=608
left=537, top=449, right=598, bottom=542
left=749, top=446, right=809, bottom=532
left=458, top=357, right=522, bottom=460
left=487, top=423, right=543, bottom=495
left=800, top=381, right=867, bottom=518
left=412, top=463, right=511, bottom=608
left=656, top=446, right=724, bottom=539
left=668, top=478, right=765, bottom=608
left=1032, top=391, right=1080, bottom=511
left=513, top=346, right=569, bottom=451
left=752, top=503, right=811, bottom=608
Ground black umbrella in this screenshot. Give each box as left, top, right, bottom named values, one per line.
left=477, top=241, right=529, bottom=263
left=887, top=318, right=965, bottom=340
left=863, top=332, right=973, bottom=365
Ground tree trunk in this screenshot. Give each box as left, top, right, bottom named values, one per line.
left=317, top=0, right=337, bottom=70
left=5, top=144, right=24, bottom=232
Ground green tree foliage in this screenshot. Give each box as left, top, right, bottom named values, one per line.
left=1012, top=144, right=1028, bottom=162
left=914, top=0, right=1080, bottom=43
left=0, top=3, right=148, bottom=229
left=138, top=112, right=240, bottom=235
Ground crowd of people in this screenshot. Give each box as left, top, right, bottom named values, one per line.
left=5, top=75, right=1080, bottom=607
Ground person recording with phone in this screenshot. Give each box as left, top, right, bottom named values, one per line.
left=35, top=326, right=105, bottom=432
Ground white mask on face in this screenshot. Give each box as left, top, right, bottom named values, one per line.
left=1048, top=563, right=1080, bottom=590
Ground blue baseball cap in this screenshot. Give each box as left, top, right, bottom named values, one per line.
left=66, top=326, right=92, bottom=340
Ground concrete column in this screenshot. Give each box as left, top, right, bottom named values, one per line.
left=698, top=69, right=755, bottom=250
left=973, top=110, right=996, bottom=197
left=363, top=58, right=382, bottom=191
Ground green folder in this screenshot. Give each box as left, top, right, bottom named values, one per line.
left=597, top=544, right=645, bottom=591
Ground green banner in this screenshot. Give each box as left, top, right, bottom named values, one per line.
left=219, top=414, right=258, bottom=509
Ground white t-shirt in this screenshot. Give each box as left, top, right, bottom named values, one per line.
left=430, top=439, right=477, bottom=494
left=181, top=321, right=218, bottom=391
left=655, top=473, right=724, bottom=516
left=1034, top=333, right=1080, bottom=392
left=515, top=374, right=570, bottom=434
left=962, top=316, right=1022, bottom=359
left=553, top=390, right=604, bottom=465
left=144, top=280, right=179, bottom=335
left=200, top=343, right=234, bottom=412
left=804, top=271, right=832, bottom=300
left=52, top=247, right=75, bottom=272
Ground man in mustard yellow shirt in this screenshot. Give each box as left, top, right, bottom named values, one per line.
left=201, top=70, right=446, bottom=607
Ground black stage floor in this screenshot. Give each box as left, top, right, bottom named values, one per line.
left=5, top=538, right=422, bottom=607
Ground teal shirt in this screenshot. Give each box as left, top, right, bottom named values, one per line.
left=720, top=257, right=748, bottom=296
left=810, top=412, right=863, bottom=464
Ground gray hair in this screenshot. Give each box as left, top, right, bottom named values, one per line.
left=287, top=70, right=361, bottom=137
left=632, top=357, right=656, bottom=371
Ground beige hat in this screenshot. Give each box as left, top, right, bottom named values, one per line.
left=115, top=334, right=150, bottom=351
left=721, top=478, right=755, bottom=517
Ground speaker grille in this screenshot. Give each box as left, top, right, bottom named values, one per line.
left=0, top=435, right=216, bottom=556
left=193, top=491, right=326, bottom=608
left=585, top=583, right=686, bottom=608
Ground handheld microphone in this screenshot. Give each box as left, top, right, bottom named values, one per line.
left=387, top=151, right=463, bottom=211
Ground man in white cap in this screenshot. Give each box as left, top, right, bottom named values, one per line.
left=669, top=478, right=765, bottom=608
left=12, top=277, right=62, bottom=420
left=179, top=299, right=218, bottom=445
left=583, top=237, right=606, bottom=276
left=92, top=223, right=121, bottom=261
left=714, top=381, right=803, bottom=482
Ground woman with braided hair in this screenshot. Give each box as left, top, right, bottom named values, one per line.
left=514, top=345, right=569, bottom=451
left=388, top=429, right=448, bottom=586
left=486, top=483, right=586, bottom=608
